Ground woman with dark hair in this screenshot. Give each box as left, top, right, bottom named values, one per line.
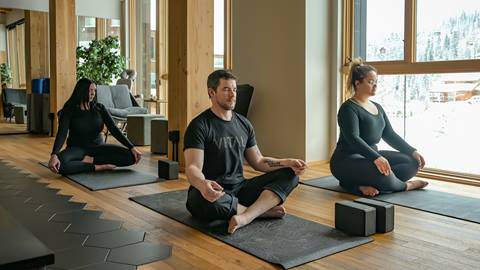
left=48, top=78, right=141, bottom=175
left=330, top=58, right=428, bottom=196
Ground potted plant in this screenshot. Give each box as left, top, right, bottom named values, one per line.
left=76, top=36, right=126, bottom=85
left=0, top=63, right=13, bottom=88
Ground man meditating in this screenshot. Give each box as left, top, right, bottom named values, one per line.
left=184, top=70, right=306, bottom=234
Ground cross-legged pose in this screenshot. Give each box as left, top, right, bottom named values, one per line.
left=330, top=58, right=428, bottom=196
left=48, top=78, right=141, bottom=175
left=184, top=70, right=306, bottom=234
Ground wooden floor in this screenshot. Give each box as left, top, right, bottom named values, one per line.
left=1, top=134, right=480, bottom=270
left=0, top=118, right=28, bottom=135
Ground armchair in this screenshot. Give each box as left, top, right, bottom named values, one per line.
left=2, top=88, right=27, bottom=122
left=96, top=84, right=148, bottom=141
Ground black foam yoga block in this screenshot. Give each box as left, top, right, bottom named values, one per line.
left=354, top=198, right=394, bottom=233
left=158, top=160, right=178, bottom=180
left=335, top=200, right=376, bottom=236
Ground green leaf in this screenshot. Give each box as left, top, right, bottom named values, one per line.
left=76, top=36, right=126, bottom=85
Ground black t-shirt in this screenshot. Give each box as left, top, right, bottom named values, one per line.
left=51, top=103, right=134, bottom=155
left=184, top=109, right=256, bottom=185
left=334, top=99, right=416, bottom=160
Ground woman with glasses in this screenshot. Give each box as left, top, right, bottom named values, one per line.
left=330, top=58, right=428, bottom=196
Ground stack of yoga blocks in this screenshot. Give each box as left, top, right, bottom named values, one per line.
left=335, top=198, right=394, bottom=236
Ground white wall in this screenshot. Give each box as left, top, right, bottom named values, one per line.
left=233, top=0, right=336, bottom=161
left=233, top=0, right=307, bottom=159
left=0, top=0, right=48, bottom=12
left=0, top=0, right=121, bottom=19
left=77, top=0, right=121, bottom=19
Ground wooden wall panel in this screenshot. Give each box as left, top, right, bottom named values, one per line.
left=168, top=0, right=213, bottom=168
left=25, top=11, right=50, bottom=95
left=96, top=18, right=107, bottom=40
left=16, top=23, right=26, bottom=88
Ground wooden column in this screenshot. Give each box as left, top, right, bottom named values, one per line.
left=25, top=11, right=50, bottom=95
left=96, top=18, right=107, bottom=40
left=49, top=0, right=76, bottom=134
left=128, top=0, right=136, bottom=74
left=168, top=0, right=214, bottom=168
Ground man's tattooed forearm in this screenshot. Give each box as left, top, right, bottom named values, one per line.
left=265, top=159, right=282, bottom=167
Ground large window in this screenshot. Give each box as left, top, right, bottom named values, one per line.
left=77, top=16, right=96, bottom=48
left=135, top=0, right=156, bottom=101
left=131, top=0, right=168, bottom=116
left=348, top=0, right=480, bottom=178
left=355, top=0, right=404, bottom=61
left=107, top=19, right=121, bottom=40
left=416, top=0, right=480, bottom=62
left=372, top=73, right=480, bottom=176
left=214, top=0, right=224, bottom=69
left=214, top=0, right=231, bottom=69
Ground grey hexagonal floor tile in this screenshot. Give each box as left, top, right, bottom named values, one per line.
left=37, top=201, right=87, bottom=214
left=108, top=242, right=171, bottom=266
left=26, top=194, right=73, bottom=205
left=50, top=209, right=103, bottom=223
left=16, top=188, right=61, bottom=201
left=38, top=232, right=88, bottom=252
left=84, top=229, right=145, bottom=249
left=49, top=246, right=109, bottom=269
left=0, top=178, right=43, bottom=185
left=9, top=207, right=54, bottom=225
left=74, top=262, right=137, bottom=270
left=66, top=218, right=123, bottom=235
left=20, top=216, right=69, bottom=234
left=28, top=221, right=88, bottom=252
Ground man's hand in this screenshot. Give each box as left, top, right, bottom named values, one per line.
left=283, top=158, right=307, bottom=175
left=374, top=156, right=391, bottom=176
left=200, top=180, right=225, bottom=202
left=130, top=147, right=142, bottom=164
left=48, top=154, right=61, bottom=174
left=412, top=151, right=425, bottom=169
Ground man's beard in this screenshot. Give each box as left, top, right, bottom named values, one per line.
left=219, top=100, right=236, bottom=111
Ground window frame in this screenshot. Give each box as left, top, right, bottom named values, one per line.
left=342, top=0, right=480, bottom=184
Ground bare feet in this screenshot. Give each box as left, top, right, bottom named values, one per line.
left=82, top=155, right=94, bottom=164
left=94, top=164, right=116, bottom=171
left=228, top=214, right=252, bottom=234
left=228, top=206, right=287, bottom=234
left=359, top=186, right=379, bottom=197
left=406, top=179, right=429, bottom=191
left=259, top=205, right=286, bottom=218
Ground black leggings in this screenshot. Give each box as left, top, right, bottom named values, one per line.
left=57, top=144, right=135, bottom=175
left=330, top=150, right=419, bottom=194
left=186, top=167, right=299, bottom=221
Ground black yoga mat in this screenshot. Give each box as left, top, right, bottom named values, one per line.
left=130, top=189, right=373, bottom=269
left=40, top=162, right=162, bottom=191
left=302, top=175, right=480, bottom=224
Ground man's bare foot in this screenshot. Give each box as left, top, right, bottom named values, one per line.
left=94, top=164, right=116, bottom=171
left=259, top=205, right=286, bottom=218
left=82, top=155, right=94, bottom=164
left=228, top=214, right=253, bottom=234
left=359, top=186, right=379, bottom=197
left=406, top=179, right=429, bottom=191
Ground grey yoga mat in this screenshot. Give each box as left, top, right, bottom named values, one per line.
left=130, top=189, right=373, bottom=269
left=40, top=162, right=162, bottom=191
left=302, top=175, right=480, bottom=224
